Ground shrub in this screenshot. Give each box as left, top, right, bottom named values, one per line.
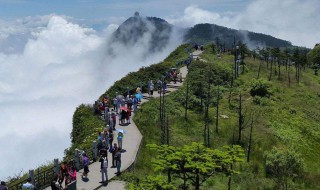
left=250, top=79, right=272, bottom=97
left=265, top=147, right=304, bottom=189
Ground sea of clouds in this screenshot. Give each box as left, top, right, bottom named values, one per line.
left=0, top=15, right=181, bottom=180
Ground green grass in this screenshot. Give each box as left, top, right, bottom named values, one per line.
left=120, top=46, right=320, bottom=189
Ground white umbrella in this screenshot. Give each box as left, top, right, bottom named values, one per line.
left=116, top=128, right=127, bottom=134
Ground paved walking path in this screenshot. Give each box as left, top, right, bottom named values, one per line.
left=45, top=50, right=202, bottom=190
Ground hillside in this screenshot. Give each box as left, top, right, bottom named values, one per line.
left=184, top=23, right=292, bottom=48
left=119, top=45, right=320, bottom=189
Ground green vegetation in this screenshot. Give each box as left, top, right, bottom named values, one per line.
left=265, top=147, right=305, bottom=189
left=129, top=143, right=244, bottom=190
left=118, top=43, right=320, bottom=189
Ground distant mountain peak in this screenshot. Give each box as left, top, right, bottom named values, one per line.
left=184, top=23, right=292, bottom=48
left=109, top=15, right=172, bottom=54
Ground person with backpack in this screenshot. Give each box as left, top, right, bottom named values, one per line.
left=117, top=132, right=123, bottom=149
left=127, top=96, right=133, bottom=110
left=99, top=152, right=108, bottom=184
left=81, top=153, right=89, bottom=179
left=108, top=129, right=114, bottom=149
left=115, top=150, right=122, bottom=175
left=110, top=143, right=118, bottom=168
left=111, top=110, right=116, bottom=130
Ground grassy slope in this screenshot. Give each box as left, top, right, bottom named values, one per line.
left=122, top=46, right=320, bottom=189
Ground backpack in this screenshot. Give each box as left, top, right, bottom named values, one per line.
left=109, top=133, right=113, bottom=140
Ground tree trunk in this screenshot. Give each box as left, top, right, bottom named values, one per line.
left=288, top=64, right=291, bottom=87
left=228, top=164, right=233, bottom=190
left=216, top=86, right=219, bottom=134
left=238, top=93, right=243, bottom=143
left=278, top=61, right=281, bottom=79
left=185, top=80, right=189, bottom=120
left=247, top=118, right=254, bottom=162
left=268, top=59, right=273, bottom=81
left=196, top=173, right=200, bottom=190
left=257, top=60, right=262, bottom=79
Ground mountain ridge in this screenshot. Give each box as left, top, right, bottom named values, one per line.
left=110, top=15, right=294, bottom=51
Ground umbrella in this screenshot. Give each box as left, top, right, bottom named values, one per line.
left=120, top=106, right=129, bottom=111
left=116, top=128, right=127, bottom=134
left=116, top=95, right=124, bottom=100
left=135, top=93, right=143, bottom=99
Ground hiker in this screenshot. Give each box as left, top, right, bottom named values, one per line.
left=126, top=109, right=131, bottom=124
left=104, top=107, right=110, bottom=125
left=121, top=109, right=126, bottom=124
left=103, top=129, right=109, bottom=149
left=172, top=70, right=177, bottom=84
left=108, top=129, right=114, bottom=148
left=0, top=181, right=8, bottom=190
left=58, top=161, right=68, bottom=185
left=111, top=110, right=116, bottom=130
left=22, top=178, right=35, bottom=190
left=127, top=96, right=133, bottom=110
left=162, top=80, right=167, bottom=94
left=157, top=79, right=162, bottom=94
left=136, top=86, right=141, bottom=94
left=120, top=98, right=125, bottom=107
left=117, top=132, right=123, bottom=149
left=115, top=150, right=122, bottom=175
left=68, top=166, right=77, bottom=181
left=81, top=153, right=89, bottom=179
left=110, top=143, right=119, bottom=168
left=113, top=97, right=117, bottom=111
left=63, top=173, right=72, bottom=190
left=97, top=132, right=103, bottom=153
left=50, top=174, right=61, bottom=190
left=133, top=97, right=138, bottom=112
left=178, top=72, right=183, bottom=83
left=99, top=152, right=108, bottom=184
left=148, top=80, right=154, bottom=97
left=118, top=111, right=122, bottom=125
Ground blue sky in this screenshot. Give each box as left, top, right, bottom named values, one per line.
left=0, top=0, right=251, bottom=20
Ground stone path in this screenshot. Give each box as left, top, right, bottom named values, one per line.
left=45, top=50, right=202, bottom=190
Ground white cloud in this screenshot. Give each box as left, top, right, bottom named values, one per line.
left=166, top=6, right=233, bottom=28
left=166, top=0, right=320, bottom=48
left=0, top=14, right=181, bottom=179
